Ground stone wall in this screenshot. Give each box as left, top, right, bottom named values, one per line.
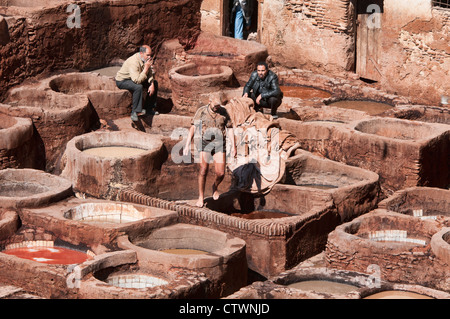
left=380, top=1, right=450, bottom=105
left=0, top=0, right=202, bottom=99
left=259, top=0, right=356, bottom=72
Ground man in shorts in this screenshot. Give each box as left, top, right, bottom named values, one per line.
left=184, top=93, right=236, bottom=207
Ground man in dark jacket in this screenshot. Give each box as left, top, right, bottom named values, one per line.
left=243, top=61, right=283, bottom=118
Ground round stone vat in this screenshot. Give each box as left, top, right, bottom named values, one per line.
left=360, top=284, right=450, bottom=299
left=354, top=118, right=438, bottom=140
left=382, top=104, right=450, bottom=125
left=64, top=201, right=172, bottom=224
left=19, top=197, right=178, bottom=246
left=47, top=72, right=131, bottom=120
left=0, top=210, right=20, bottom=241
left=185, top=32, right=268, bottom=84
left=271, top=267, right=365, bottom=298
left=1, top=240, right=94, bottom=265
left=61, top=131, right=164, bottom=199
left=328, top=100, right=393, bottom=116
left=117, top=223, right=248, bottom=298
left=78, top=250, right=209, bottom=299
left=227, top=267, right=450, bottom=299
left=378, top=187, right=450, bottom=223
left=0, top=168, right=73, bottom=209
left=0, top=226, right=96, bottom=298
left=169, top=62, right=235, bottom=115
left=0, top=113, right=44, bottom=169
left=325, top=210, right=447, bottom=291
left=227, top=267, right=374, bottom=299
left=431, top=227, right=450, bottom=266
left=1, top=88, right=96, bottom=173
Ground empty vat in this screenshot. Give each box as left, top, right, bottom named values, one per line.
left=1, top=87, right=95, bottom=172
left=46, top=72, right=131, bottom=120
left=117, top=223, right=247, bottom=298
left=0, top=113, right=43, bottom=169
left=185, top=32, right=268, bottom=84
left=61, top=131, right=164, bottom=199
left=355, top=118, right=439, bottom=140
left=169, top=62, right=235, bottom=115
left=0, top=168, right=73, bottom=209
left=378, top=187, right=450, bottom=222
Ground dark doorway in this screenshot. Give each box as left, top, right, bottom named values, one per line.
left=223, top=0, right=258, bottom=40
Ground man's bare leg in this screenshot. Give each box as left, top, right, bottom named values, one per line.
left=197, top=152, right=209, bottom=207
left=212, top=151, right=226, bottom=200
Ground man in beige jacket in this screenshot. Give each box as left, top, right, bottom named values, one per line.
left=115, top=45, right=158, bottom=121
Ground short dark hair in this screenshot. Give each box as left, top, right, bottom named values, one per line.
left=257, top=61, right=268, bottom=70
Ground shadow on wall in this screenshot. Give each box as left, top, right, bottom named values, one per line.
left=0, top=0, right=203, bottom=99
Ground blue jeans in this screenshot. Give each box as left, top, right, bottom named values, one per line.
left=116, top=79, right=158, bottom=114
left=234, top=5, right=250, bottom=40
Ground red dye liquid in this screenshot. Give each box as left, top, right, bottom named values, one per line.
left=2, top=246, right=93, bottom=264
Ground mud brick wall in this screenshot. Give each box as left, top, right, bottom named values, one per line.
left=0, top=0, right=202, bottom=99
left=325, top=211, right=450, bottom=292
left=261, top=0, right=355, bottom=72
left=380, top=2, right=450, bottom=105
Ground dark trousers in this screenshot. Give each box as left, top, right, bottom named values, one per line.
left=249, top=92, right=282, bottom=116
left=116, top=79, right=158, bottom=114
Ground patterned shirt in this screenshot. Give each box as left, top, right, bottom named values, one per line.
left=191, top=105, right=232, bottom=142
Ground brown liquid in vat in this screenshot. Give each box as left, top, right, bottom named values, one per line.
left=328, top=100, right=393, bottom=115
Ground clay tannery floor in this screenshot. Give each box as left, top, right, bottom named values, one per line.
left=0, top=0, right=449, bottom=306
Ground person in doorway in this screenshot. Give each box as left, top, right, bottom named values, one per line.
left=243, top=61, right=283, bottom=118
left=184, top=93, right=236, bottom=208
left=115, top=45, right=159, bottom=121
left=231, top=0, right=254, bottom=40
